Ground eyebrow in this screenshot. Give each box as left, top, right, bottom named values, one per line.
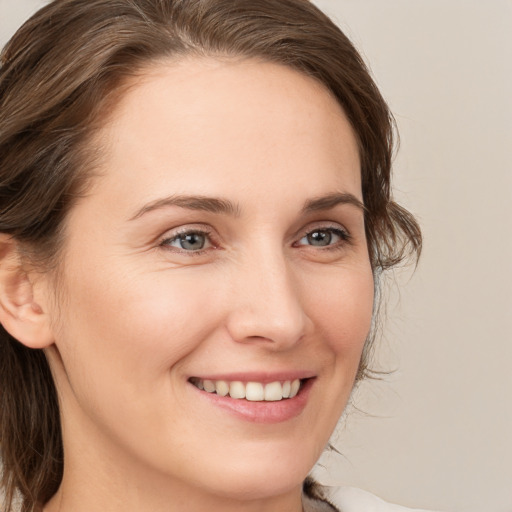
left=302, top=192, right=365, bottom=213
left=129, top=194, right=241, bottom=221
left=129, top=191, right=364, bottom=221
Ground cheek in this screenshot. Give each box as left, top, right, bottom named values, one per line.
left=56, top=253, right=374, bottom=384
left=53, top=261, right=225, bottom=402
left=304, top=262, right=374, bottom=357
left=51, top=263, right=231, bottom=459
left=50, top=265, right=228, bottom=480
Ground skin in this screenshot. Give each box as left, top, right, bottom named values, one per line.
left=38, top=58, right=375, bottom=512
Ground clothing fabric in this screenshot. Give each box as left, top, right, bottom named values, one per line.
left=302, top=479, right=441, bottom=512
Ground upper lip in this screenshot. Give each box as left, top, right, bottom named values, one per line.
left=188, top=371, right=316, bottom=384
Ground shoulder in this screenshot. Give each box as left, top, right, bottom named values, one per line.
left=303, top=480, right=442, bottom=512
left=325, top=486, right=441, bottom=512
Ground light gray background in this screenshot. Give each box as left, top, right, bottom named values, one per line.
left=1, top=1, right=511, bottom=512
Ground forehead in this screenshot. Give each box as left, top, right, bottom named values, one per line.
left=88, top=57, right=361, bottom=211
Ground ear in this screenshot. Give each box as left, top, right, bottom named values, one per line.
left=0, top=234, right=54, bottom=348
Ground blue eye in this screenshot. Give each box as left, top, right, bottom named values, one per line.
left=298, top=228, right=348, bottom=247
left=162, top=231, right=210, bottom=251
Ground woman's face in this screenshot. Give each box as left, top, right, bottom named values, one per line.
left=46, top=58, right=374, bottom=503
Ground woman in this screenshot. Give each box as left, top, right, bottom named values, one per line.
left=0, top=1, right=425, bottom=511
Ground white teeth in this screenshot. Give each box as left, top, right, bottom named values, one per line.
left=203, top=379, right=216, bottom=393
left=215, top=380, right=229, bottom=397
left=229, top=381, right=246, bottom=399
left=245, top=382, right=264, bottom=401
left=264, top=381, right=283, bottom=401
left=192, top=378, right=304, bottom=401
left=289, top=379, right=300, bottom=398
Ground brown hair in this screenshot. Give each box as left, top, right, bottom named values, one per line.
left=0, top=0, right=421, bottom=510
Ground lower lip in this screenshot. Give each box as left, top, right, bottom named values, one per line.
left=192, top=379, right=314, bottom=424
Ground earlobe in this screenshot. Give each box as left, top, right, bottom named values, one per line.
left=0, top=235, right=54, bottom=349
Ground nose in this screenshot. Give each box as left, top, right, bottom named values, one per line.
left=225, top=247, right=310, bottom=349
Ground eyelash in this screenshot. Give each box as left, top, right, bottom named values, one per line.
left=159, top=226, right=217, bottom=256
left=295, top=226, right=351, bottom=250
left=158, top=225, right=351, bottom=255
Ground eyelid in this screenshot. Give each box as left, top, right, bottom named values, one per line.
left=156, top=221, right=352, bottom=256
left=293, top=222, right=351, bottom=245
left=158, top=224, right=218, bottom=254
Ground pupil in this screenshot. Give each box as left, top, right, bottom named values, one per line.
left=181, top=233, right=205, bottom=250
left=308, top=230, right=331, bottom=246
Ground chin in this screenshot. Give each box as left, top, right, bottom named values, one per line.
left=186, top=441, right=318, bottom=501
left=202, top=466, right=307, bottom=502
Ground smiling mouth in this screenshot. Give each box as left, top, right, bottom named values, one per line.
left=189, top=378, right=305, bottom=402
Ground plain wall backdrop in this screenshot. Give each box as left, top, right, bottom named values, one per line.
left=1, top=1, right=511, bottom=512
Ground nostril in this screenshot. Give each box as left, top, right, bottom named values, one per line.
left=225, top=311, right=307, bottom=348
